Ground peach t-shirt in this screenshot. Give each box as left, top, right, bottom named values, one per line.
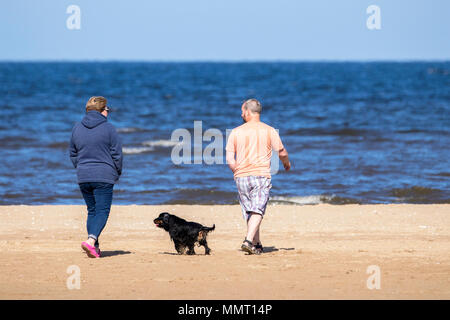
left=226, top=121, right=284, bottom=178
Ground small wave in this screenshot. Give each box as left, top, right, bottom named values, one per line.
left=395, top=129, right=448, bottom=135
left=392, top=186, right=438, bottom=197
left=270, top=195, right=328, bottom=205
left=286, top=127, right=370, bottom=137
left=47, top=142, right=68, bottom=149
left=123, top=146, right=154, bottom=154
left=270, top=195, right=360, bottom=205
left=0, top=136, right=36, bottom=147
left=163, top=188, right=238, bottom=205
left=427, top=68, right=450, bottom=75
left=117, top=127, right=146, bottom=133
left=142, top=139, right=182, bottom=148
left=1, top=193, right=25, bottom=199
left=101, top=139, right=181, bottom=155
left=434, top=172, right=450, bottom=177
left=391, top=186, right=448, bottom=203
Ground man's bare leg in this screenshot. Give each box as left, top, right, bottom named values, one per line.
left=248, top=218, right=261, bottom=245
left=246, top=212, right=262, bottom=244
left=253, top=228, right=260, bottom=245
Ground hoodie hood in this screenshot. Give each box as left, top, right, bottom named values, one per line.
left=81, top=111, right=107, bottom=129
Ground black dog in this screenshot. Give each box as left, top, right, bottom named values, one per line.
left=154, top=212, right=215, bottom=255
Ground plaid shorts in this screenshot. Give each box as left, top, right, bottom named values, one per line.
left=235, top=176, right=272, bottom=220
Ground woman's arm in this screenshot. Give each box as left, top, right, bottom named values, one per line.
left=69, top=127, right=78, bottom=168
left=110, top=127, right=123, bottom=176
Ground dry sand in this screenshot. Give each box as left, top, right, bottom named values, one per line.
left=0, top=204, right=449, bottom=299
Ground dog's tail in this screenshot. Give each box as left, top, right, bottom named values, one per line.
left=201, top=224, right=215, bottom=232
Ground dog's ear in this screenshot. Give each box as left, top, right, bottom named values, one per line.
left=162, top=213, right=170, bottom=224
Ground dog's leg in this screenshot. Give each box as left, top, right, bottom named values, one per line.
left=186, top=243, right=196, bottom=255
left=174, top=240, right=185, bottom=255
left=197, top=231, right=211, bottom=255
left=204, top=243, right=211, bottom=255
left=200, top=239, right=211, bottom=255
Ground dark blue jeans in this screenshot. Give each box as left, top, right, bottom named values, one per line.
left=79, top=182, right=114, bottom=246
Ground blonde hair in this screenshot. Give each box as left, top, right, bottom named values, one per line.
left=243, top=99, right=262, bottom=114
left=86, top=96, right=107, bottom=113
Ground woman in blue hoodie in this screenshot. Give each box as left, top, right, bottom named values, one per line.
left=69, top=96, right=123, bottom=258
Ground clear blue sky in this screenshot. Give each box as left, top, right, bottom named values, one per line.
left=0, top=0, right=449, bottom=61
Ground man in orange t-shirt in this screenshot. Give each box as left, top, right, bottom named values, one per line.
left=226, top=99, right=291, bottom=254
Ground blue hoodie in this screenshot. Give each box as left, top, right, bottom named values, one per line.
left=69, top=111, right=123, bottom=184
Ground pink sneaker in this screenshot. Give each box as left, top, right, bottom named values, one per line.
left=81, top=241, right=100, bottom=258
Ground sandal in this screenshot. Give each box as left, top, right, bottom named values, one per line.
left=254, top=243, right=264, bottom=254
left=241, top=239, right=254, bottom=254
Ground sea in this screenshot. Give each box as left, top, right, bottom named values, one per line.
left=0, top=62, right=448, bottom=205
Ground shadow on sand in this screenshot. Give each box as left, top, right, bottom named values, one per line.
left=101, top=250, right=133, bottom=258
left=160, top=251, right=181, bottom=255
left=159, top=251, right=209, bottom=255
left=261, top=246, right=296, bottom=253
left=158, top=247, right=296, bottom=255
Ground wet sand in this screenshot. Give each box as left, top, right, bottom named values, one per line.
left=0, top=204, right=449, bottom=299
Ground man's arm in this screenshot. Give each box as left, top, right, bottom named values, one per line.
left=271, top=128, right=290, bottom=171
left=225, top=129, right=237, bottom=174
left=278, top=147, right=291, bottom=171
left=226, top=150, right=237, bottom=173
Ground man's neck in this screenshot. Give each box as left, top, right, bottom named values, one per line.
left=247, top=116, right=260, bottom=123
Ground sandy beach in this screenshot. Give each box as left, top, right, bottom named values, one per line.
left=0, top=204, right=449, bottom=299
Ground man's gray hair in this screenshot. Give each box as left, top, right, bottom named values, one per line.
left=243, top=99, right=262, bottom=114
